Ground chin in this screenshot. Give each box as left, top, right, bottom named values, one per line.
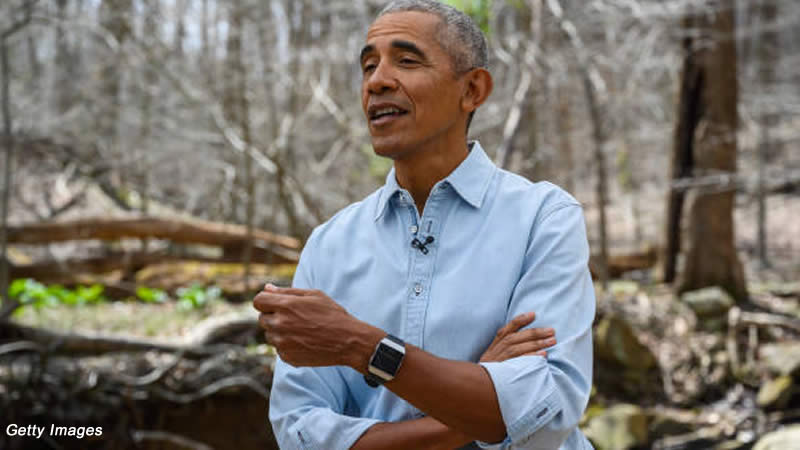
left=370, top=138, right=410, bottom=160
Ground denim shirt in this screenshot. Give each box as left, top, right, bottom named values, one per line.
left=269, top=142, right=595, bottom=449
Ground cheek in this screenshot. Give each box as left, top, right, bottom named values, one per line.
left=360, top=88, right=368, bottom=113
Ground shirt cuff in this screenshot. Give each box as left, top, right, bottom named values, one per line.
left=475, top=435, right=511, bottom=449
left=478, top=356, right=563, bottom=447
left=290, top=408, right=382, bottom=450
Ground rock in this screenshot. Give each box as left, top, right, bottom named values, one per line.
left=680, top=286, right=734, bottom=318
left=584, top=404, right=649, bottom=450
left=649, top=414, right=694, bottom=439
left=610, top=280, right=640, bottom=299
left=753, top=424, right=800, bottom=450
left=757, top=375, right=794, bottom=409
left=769, top=281, right=800, bottom=298
left=760, top=342, right=800, bottom=376
left=715, top=440, right=749, bottom=450
left=594, top=316, right=656, bottom=371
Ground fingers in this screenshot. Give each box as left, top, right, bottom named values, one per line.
left=253, top=291, right=283, bottom=313
left=505, top=327, right=555, bottom=346
left=258, top=312, right=277, bottom=344
left=253, top=293, right=291, bottom=313
left=263, top=283, right=314, bottom=296
left=508, top=341, right=553, bottom=359
left=253, top=284, right=318, bottom=313
left=258, top=312, right=274, bottom=329
left=496, top=312, right=536, bottom=338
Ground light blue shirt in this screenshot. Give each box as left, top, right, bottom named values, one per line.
left=269, top=142, right=595, bottom=449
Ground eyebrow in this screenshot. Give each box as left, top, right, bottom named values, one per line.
left=359, top=40, right=428, bottom=65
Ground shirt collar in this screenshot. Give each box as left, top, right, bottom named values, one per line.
left=444, top=141, right=496, bottom=209
left=374, top=166, right=404, bottom=221
left=374, top=141, right=496, bottom=221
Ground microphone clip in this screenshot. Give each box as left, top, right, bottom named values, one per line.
left=411, top=236, right=435, bottom=255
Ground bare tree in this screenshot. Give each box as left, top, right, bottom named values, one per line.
left=664, top=0, right=748, bottom=301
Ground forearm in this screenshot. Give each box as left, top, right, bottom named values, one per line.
left=387, top=345, right=506, bottom=443
left=348, top=326, right=507, bottom=444
left=351, top=416, right=473, bottom=450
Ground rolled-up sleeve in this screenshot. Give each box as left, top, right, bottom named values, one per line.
left=270, top=361, right=381, bottom=450
left=478, top=202, right=595, bottom=449
left=268, top=230, right=381, bottom=450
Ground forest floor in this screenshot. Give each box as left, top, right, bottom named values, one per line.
left=14, top=293, right=257, bottom=339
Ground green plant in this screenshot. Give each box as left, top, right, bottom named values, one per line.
left=136, top=286, right=168, bottom=303
left=442, top=0, right=492, bottom=34
left=9, top=279, right=108, bottom=314
left=176, top=284, right=223, bottom=310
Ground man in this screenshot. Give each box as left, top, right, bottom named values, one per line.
left=253, top=1, right=595, bottom=448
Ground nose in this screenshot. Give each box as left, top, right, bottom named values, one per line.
left=365, top=61, right=398, bottom=94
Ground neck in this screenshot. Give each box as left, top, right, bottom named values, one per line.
left=393, top=138, right=469, bottom=215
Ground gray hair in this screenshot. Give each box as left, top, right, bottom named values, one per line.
left=377, top=0, right=488, bottom=74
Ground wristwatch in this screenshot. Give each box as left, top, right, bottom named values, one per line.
left=364, top=334, right=406, bottom=387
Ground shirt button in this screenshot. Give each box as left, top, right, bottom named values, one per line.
left=414, top=283, right=423, bottom=295
left=410, top=225, right=418, bottom=234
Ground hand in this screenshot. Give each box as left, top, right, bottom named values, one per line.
left=253, top=284, right=380, bottom=368
left=479, top=312, right=555, bottom=363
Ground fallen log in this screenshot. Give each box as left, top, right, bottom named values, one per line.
left=0, top=311, right=260, bottom=357
left=590, top=246, right=659, bottom=279
left=0, top=321, right=218, bottom=357
left=9, top=249, right=298, bottom=284
left=7, top=216, right=301, bottom=250
left=9, top=252, right=170, bottom=282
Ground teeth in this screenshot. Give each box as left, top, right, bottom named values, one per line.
left=373, top=107, right=401, bottom=118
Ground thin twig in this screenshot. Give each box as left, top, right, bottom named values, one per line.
left=150, top=375, right=270, bottom=404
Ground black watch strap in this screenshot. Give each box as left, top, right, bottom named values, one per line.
left=364, top=372, right=384, bottom=388
left=364, top=334, right=405, bottom=388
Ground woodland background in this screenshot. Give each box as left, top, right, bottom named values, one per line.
left=1, top=0, right=799, bottom=449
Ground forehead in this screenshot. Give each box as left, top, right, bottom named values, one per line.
left=365, top=11, right=443, bottom=49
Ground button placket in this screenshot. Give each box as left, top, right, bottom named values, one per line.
left=404, top=192, right=447, bottom=349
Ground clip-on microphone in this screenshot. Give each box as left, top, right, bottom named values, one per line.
left=411, top=236, right=435, bottom=255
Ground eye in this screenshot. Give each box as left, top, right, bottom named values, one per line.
left=400, top=57, right=418, bottom=65
left=362, top=63, right=376, bottom=74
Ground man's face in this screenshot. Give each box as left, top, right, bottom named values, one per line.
left=360, top=11, right=466, bottom=159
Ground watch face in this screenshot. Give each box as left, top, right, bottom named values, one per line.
left=373, top=344, right=404, bottom=374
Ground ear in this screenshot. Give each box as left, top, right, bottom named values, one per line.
left=460, top=68, right=493, bottom=114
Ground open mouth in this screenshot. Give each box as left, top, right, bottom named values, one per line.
left=369, top=106, right=409, bottom=124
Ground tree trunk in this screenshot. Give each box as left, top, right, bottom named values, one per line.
left=666, top=0, right=747, bottom=301
left=557, top=85, right=574, bottom=194
left=139, top=0, right=159, bottom=253
left=97, top=0, right=132, bottom=198
left=756, top=0, right=778, bottom=268
left=224, top=0, right=255, bottom=292
left=584, top=74, right=610, bottom=290
left=54, top=0, right=74, bottom=114
left=662, top=34, right=699, bottom=284
left=173, top=0, right=186, bottom=57
left=1, top=3, right=35, bottom=319
left=1, top=38, right=14, bottom=317
left=545, top=0, right=609, bottom=288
